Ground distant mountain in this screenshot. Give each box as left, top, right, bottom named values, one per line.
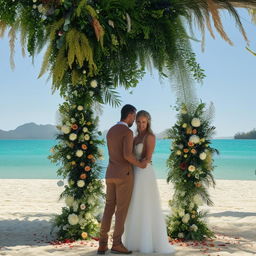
left=0, top=123, right=58, bottom=140
left=214, top=136, right=233, bottom=139
left=234, top=129, right=256, bottom=139
left=155, top=129, right=169, bottom=139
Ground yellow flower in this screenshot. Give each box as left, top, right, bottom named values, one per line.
left=81, top=232, right=88, bottom=239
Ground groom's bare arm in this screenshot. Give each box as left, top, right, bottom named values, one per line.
left=123, top=130, right=147, bottom=168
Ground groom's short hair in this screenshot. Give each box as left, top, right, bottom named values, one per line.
left=121, top=104, right=137, bottom=120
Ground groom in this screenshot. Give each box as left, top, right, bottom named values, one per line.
left=98, top=104, right=147, bottom=254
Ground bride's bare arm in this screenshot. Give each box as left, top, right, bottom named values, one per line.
left=144, top=134, right=156, bottom=163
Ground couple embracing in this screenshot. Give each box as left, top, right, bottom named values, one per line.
left=98, top=104, right=175, bottom=254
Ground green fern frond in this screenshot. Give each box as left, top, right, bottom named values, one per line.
left=8, top=25, right=18, bottom=70
left=0, top=21, right=7, bottom=38
left=85, top=5, right=98, bottom=18
left=38, top=42, right=53, bottom=78
left=52, top=45, right=68, bottom=85
left=76, top=0, right=87, bottom=17
left=49, top=18, right=65, bottom=41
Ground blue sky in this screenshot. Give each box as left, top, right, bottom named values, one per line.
left=0, top=9, right=256, bottom=137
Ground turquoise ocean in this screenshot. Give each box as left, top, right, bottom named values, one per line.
left=0, top=139, right=256, bottom=180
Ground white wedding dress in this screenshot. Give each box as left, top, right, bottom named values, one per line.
left=123, top=143, right=175, bottom=254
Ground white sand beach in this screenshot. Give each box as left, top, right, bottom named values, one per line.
left=0, top=179, right=255, bottom=256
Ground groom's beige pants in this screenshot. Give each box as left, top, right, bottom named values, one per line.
left=99, top=174, right=134, bottom=246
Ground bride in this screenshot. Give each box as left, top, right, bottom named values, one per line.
left=123, top=110, right=175, bottom=254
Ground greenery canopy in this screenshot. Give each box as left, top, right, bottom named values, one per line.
left=1, top=0, right=255, bottom=98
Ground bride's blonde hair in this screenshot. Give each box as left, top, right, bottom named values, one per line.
left=136, top=110, right=154, bottom=136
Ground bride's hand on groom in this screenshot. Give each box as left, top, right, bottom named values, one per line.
left=139, top=159, right=148, bottom=169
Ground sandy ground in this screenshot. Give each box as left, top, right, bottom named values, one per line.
left=0, top=179, right=255, bottom=256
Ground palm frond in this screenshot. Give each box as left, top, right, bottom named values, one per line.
left=102, top=87, right=121, bottom=107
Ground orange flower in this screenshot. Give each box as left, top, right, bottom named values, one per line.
left=91, top=159, right=96, bottom=163
left=71, top=124, right=78, bottom=130
left=80, top=162, right=85, bottom=167
left=81, top=232, right=88, bottom=239
left=71, top=161, right=76, bottom=166
left=81, top=144, right=88, bottom=150
left=80, top=173, right=87, bottom=179
left=84, top=166, right=91, bottom=172
left=183, top=148, right=189, bottom=153
left=195, top=182, right=202, bottom=187
left=188, top=141, right=194, bottom=147
left=192, top=129, right=197, bottom=134
left=191, top=149, right=197, bottom=154
left=87, top=154, right=94, bottom=159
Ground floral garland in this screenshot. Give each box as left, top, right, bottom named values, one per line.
left=166, top=103, right=219, bottom=241
left=49, top=80, right=106, bottom=240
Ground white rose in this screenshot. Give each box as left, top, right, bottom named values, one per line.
left=188, top=165, right=196, bottom=172
left=80, top=203, right=86, bottom=210
left=72, top=201, right=79, bottom=212
left=191, top=118, right=201, bottom=127
left=199, top=152, right=207, bottom=160
left=182, top=123, right=187, bottom=128
left=77, top=180, right=85, bottom=188
left=189, top=135, right=200, bottom=144
left=181, top=109, right=187, bottom=114
left=66, top=155, right=71, bottom=160
left=68, top=213, right=79, bottom=225
left=61, top=125, right=71, bottom=134
left=76, top=150, right=83, bottom=157
left=178, top=209, right=185, bottom=217
left=89, top=91, right=94, bottom=97
left=178, top=232, right=184, bottom=238
left=90, top=80, right=98, bottom=88
left=176, top=150, right=182, bottom=155
left=71, top=118, right=76, bottom=123
left=77, top=105, right=84, bottom=111
left=182, top=213, right=190, bottom=224
left=65, top=196, right=74, bottom=207
left=84, top=134, right=90, bottom=141
left=57, top=180, right=64, bottom=187
left=193, top=195, right=203, bottom=206
left=190, top=224, right=198, bottom=232
left=83, top=127, right=88, bottom=133
left=69, top=133, right=77, bottom=141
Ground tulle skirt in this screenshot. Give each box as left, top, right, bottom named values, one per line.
left=123, top=164, right=175, bottom=254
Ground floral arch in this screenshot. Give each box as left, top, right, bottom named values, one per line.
left=0, top=0, right=255, bottom=241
